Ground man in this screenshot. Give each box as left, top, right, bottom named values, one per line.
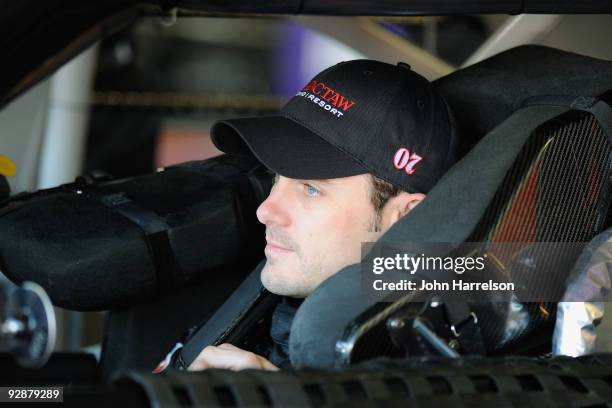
left=185, top=59, right=458, bottom=371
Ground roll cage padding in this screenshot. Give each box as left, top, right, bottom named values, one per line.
left=0, top=155, right=271, bottom=310
left=434, top=45, right=612, bottom=153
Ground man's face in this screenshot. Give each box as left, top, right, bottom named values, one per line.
left=256, top=174, right=384, bottom=298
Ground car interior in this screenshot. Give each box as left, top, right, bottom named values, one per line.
left=2, top=2, right=612, bottom=407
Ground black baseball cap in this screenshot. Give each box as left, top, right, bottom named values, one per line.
left=211, top=60, right=458, bottom=194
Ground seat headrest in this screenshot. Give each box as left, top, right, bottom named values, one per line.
left=434, top=45, right=612, bottom=153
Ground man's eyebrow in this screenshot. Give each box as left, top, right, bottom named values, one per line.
left=315, top=179, right=332, bottom=185
left=273, top=174, right=332, bottom=185
left=304, top=178, right=332, bottom=185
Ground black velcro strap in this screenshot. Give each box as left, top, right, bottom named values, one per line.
left=84, top=188, right=180, bottom=289
left=588, top=100, right=612, bottom=144
left=98, top=191, right=168, bottom=235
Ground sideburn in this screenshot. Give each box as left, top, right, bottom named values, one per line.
left=367, top=209, right=384, bottom=233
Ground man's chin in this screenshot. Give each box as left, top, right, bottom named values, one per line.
left=260, top=262, right=310, bottom=298
left=260, top=263, right=287, bottom=293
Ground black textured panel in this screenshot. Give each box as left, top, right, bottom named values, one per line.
left=468, top=109, right=612, bottom=353
left=120, top=353, right=612, bottom=407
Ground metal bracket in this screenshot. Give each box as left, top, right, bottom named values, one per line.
left=450, top=312, right=478, bottom=338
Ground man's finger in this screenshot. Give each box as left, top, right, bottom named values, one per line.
left=187, top=357, right=209, bottom=371
left=257, top=357, right=280, bottom=371
left=203, top=346, right=260, bottom=370
left=217, top=343, right=240, bottom=350
left=189, top=346, right=260, bottom=370
left=211, top=344, right=279, bottom=370
left=187, top=345, right=278, bottom=371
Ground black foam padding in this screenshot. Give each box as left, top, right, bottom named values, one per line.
left=0, top=155, right=272, bottom=310
left=434, top=45, right=612, bottom=155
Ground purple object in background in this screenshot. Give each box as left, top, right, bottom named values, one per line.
left=273, top=21, right=364, bottom=98
left=274, top=21, right=307, bottom=98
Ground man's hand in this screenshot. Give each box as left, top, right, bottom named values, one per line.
left=187, top=343, right=279, bottom=371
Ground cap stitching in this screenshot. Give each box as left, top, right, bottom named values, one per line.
left=371, top=72, right=409, bottom=150
left=441, top=96, right=456, bottom=168
left=420, top=83, right=435, bottom=159
left=367, top=73, right=420, bottom=192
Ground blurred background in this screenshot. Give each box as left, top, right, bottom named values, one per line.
left=1, top=13, right=612, bottom=356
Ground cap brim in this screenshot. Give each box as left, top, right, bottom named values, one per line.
left=211, top=115, right=368, bottom=179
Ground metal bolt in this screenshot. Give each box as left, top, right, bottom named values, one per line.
left=388, top=318, right=405, bottom=329
left=448, top=339, right=460, bottom=350
left=430, top=296, right=442, bottom=308
left=1, top=318, right=24, bottom=336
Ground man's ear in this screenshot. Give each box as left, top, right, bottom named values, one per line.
left=386, top=192, right=426, bottom=226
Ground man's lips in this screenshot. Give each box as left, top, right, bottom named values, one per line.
left=265, top=239, right=293, bottom=253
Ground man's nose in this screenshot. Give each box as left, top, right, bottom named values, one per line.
left=256, top=185, right=291, bottom=227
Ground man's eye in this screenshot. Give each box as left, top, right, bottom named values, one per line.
left=303, top=183, right=321, bottom=197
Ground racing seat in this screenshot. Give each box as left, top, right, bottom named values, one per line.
left=288, top=46, right=612, bottom=367
left=162, top=46, right=612, bottom=372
